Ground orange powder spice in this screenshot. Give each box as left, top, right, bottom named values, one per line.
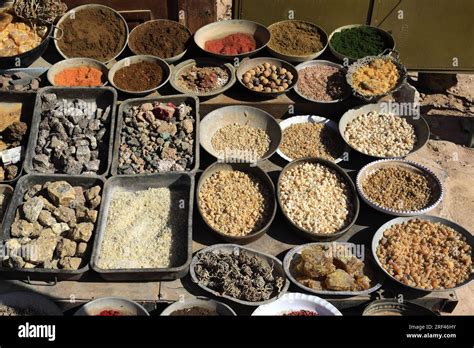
left=54, top=66, right=103, bottom=87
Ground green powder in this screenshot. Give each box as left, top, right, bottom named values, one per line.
left=331, top=27, right=387, bottom=59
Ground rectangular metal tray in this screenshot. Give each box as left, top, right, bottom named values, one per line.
left=90, top=174, right=194, bottom=281
left=0, top=174, right=105, bottom=282
left=0, top=67, right=48, bottom=94
left=23, top=86, right=118, bottom=177
left=111, top=94, right=200, bottom=176
left=0, top=92, right=36, bottom=185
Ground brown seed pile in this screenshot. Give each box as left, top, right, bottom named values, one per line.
left=279, top=162, right=354, bottom=234
left=198, top=170, right=273, bottom=237
left=211, top=123, right=270, bottom=161
left=241, top=62, right=294, bottom=93
left=297, top=65, right=349, bottom=101
left=280, top=123, right=344, bottom=161
left=362, top=167, right=432, bottom=211
left=376, top=219, right=472, bottom=290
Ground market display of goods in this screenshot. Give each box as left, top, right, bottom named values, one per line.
left=376, top=219, right=472, bottom=290
left=349, top=57, right=400, bottom=97
left=204, top=33, right=256, bottom=55
left=0, top=71, right=41, bottom=91
left=54, top=66, right=103, bottom=87
left=330, top=26, right=388, bottom=59
left=241, top=62, right=295, bottom=93
left=113, top=61, right=163, bottom=92
left=176, top=64, right=230, bottom=94
left=296, top=64, right=349, bottom=101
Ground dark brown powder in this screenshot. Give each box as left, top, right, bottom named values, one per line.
left=58, top=7, right=127, bottom=62
left=113, top=61, right=163, bottom=92
left=129, top=20, right=190, bottom=59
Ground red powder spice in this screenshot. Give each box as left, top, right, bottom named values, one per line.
left=204, top=33, right=256, bottom=55
left=54, top=66, right=103, bottom=87
left=97, top=309, right=122, bottom=316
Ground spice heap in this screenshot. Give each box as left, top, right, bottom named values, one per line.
left=177, top=65, right=230, bottom=94
left=291, top=244, right=373, bottom=292
left=58, top=7, right=127, bottom=62
left=0, top=304, right=44, bottom=316
left=376, top=219, right=472, bottom=290
left=242, top=62, right=294, bottom=93
left=33, top=93, right=111, bottom=175
left=113, top=61, right=163, bottom=92
left=269, top=21, right=324, bottom=56
left=119, top=102, right=195, bottom=174
left=280, top=123, right=344, bottom=161
left=211, top=123, right=270, bottom=161
left=198, top=170, right=273, bottom=237
left=331, top=26, right=387, bottom=59
left=3, top=181, right=101, bottom=270
left=0, top=71, right=41, bottom=91
left=344, top=112, right=416, bottom=157
left=129, top=20, right=190, bottom=59
left=0, top=13, right=42, bottom=57
left=284, top=310, right=318, bottom=316
left=362, top=166, right=432, bottom=211
left=96, top=188, right=187, bottom=269
left=54, top=66, right=103, bottom=87
left=297, top=65, right=349, bottom=101
left=0, top=102, right=28, bottom=181
left=279, top=162, right=354, bottom=234
left=194, top=249, right=285, bottom=302
left=350, top=58, right=399, bottom=96
left=204, top=33, right=256, bottom=55
left=170, top=307, right=219, bottom=316
left=97, top=309, right=123, bottom=316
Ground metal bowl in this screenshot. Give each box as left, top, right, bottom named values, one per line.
left=169, top=58, right=236, bottom=97
left=128, top=19, right=191, bottom=64
left=200, top=105, right=282, bottom=162
left=267, top=20, right=328, bottom=63
left=189, top=244, right=290, bottom=306
left=277, top=157, right=360, bottom=242
left=294, top=60, right=351, bottom=103
left=363, top=299, right=437, bottom=316
left=196, top=162, right=277, bottom=244
left=47, top=58, right=108, bottom=86
left=328, top=24, right=395, bottom=63
left=236, top=57, right=298, bottom=97
left=346, top=51, right=407, bottom=102
left=55, top=4, right=129, bottom=64
left=339, top=102, right=430, bottom=159
left=108, top=55, right=171, bottom=95
left=160, top=297, right=237, bottom=316
left=0, top=291, right=63, bottom=315
left=276, top=115, right=349, bottom=163
left=356, top=159, right=444, bottom=216
left=252, top=292, right=342, bottom=316
left=74, top=297, right=149, bottom=316
left=283, top=242, right=384, bottom=296
left=372, top=215, right=474, bottom=293
left=194, top=19, right=270, bottom=60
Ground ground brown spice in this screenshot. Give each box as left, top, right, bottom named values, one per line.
left=58, top=7, right=127, bottom=62
left=129, top=20, right=190, bottom=58
left=269, top=21, right=324, bottom=56
left=113, top=62, right=163, bottom=92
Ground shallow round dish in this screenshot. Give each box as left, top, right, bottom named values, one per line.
left=108, top=55, right=171, bottom=95
left=236, top=57, right=298, bottom=97
left=328, top=24, right=395, bottom=63
left=363, top=299, right=437, bottom=316
left=0, top=291, right=63, bottom=315
left=169, top=58, right=236, bottom=97
left=267, top=20, right=328, bottom=63
left=190, top=244, right=290, bottom=306
left=339, top=102, right=430, bottom=159
left=252, top=293, right=342, bottom=316
left=357, top=159, right=444, bottom=216
left=128, top=19, right=191, bottom=64
left=200, top=105, right=282, bottom=162
left=372, top=215, right=474, bottom=293
left=294, top=60, right=351, bottom=103
left=277, top=157, right=360, bottom=242
left=74, top=297, right=149, bottom=316
left=283, top=242, right=384, bottom=296
left=276, top=115, right=349, bottom=163
left=197, top=162, right=277, bottom=244
left=47, top=58, right=108, bottom=86
left=194, top=19, right=270, bottom=60
left=160, top=297, right=236, bottom=316
left=55, top=4, right=129, bottom=63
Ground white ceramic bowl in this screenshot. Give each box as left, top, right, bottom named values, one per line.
left=276, top=115, right=349, bottom=163
left=252, top=293, right=342, bottom=316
